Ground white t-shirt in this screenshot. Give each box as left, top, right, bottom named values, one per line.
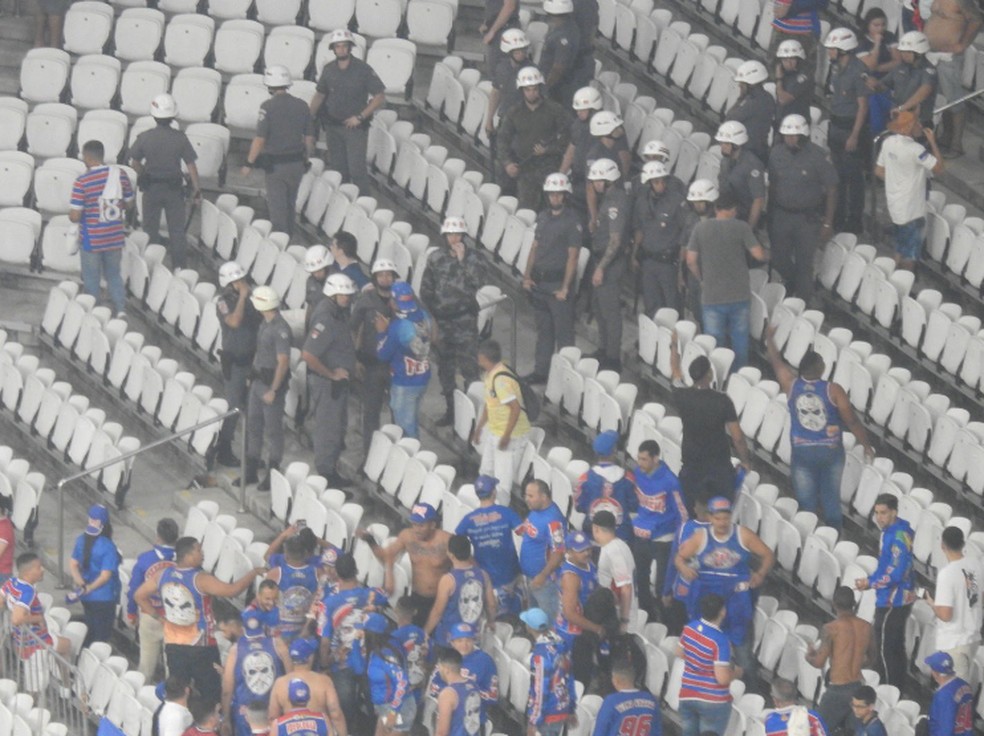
left=156, top=702, right=193, bottom=736
left=876, top=134, right=937, bottom=225
left=597, top=537, right=639, bottom=631
left=934, top=555, right=983, bottom=650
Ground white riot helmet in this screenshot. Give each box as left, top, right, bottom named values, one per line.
left=587, top=158, right=620, bottom=182
left=776, top=39, right=806, bottom=59
left=715, top=120, right=749, bottom=146
left=371, top=258, right=399, bottom=275
left=898, top=31, right=930, bottom=54
left=734, top=60, right=768, bottom=85
left=542, top=0, right=574, bottom=13
left=500, top=28, right=530, bottom=53
left=516, top=66, right=545, bottom=88
left=327, top=29, right=355, bottom=48
left=323, top=273, right=357, bottom=297
left=543, top=172, right=573, bottom=193
left=824, top=28, right=859, bottom=52
left=642, top=140, right=670, bottom=161
left=640, top=161, right=670, bottom=184
left=304, top=245, right=333, bottom=273
left=150, top=93, right=177, bottom=119
left=263, top=65, right=291, bottom=88
left=250, top=285, right=280, bottom=311
left=441, top=216, right=468, bottom=234
left=572, top=86, right=603, bottom=111
left=687, top=178, right=719, bottom=203
left=779, top=114, right=810, bottom=136
left=218, top=261, right=247, bottom=287
left=590, top=110, right=623, bottom=137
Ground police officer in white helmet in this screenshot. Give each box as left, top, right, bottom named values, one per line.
left=128, top=94, right=201, bottom=269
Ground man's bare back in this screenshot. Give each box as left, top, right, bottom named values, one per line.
left=821, top=615, right=872, bottom=685
left=926, top=0, right=983, bottom=51
left=400, top=528, right=452, bottom=597
left=268, top=669, right=342, bottom=724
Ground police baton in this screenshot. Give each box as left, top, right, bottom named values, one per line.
left=933, top=88, right=984, bottom=115
left=185, top=187, right=201, bottom=235
left=488, top=129, right=498, bottom=184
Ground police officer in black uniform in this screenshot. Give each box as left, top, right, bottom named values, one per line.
left=774, top=39, right=813, bottom=133
left=726, top=60, right=776, bottom=165
left=301, top=274, right=358, bottom=486
left=715, top=120, right=766, bottom=231
left=214, top=261, right=261, bottom=468
left=587, top=158, right=629, bottom=372
left=559, top=86, right=603, bottom=219
left=767, top=114, right=838, bottom=303
left=632, top=160, right=689, bottom=316
left=350, top=258, right=398, bottom=458
left=480, top=0, right=520, bottom=74
left=242, top=66, right=315, bottom=238
left=309, top=29, right=386, bottom=194
left=522, top=173, right=582, bottom=383
left=825, top=28, right=870, bottom=234
left=486, top=29, right=535, bottom=139
left=242, top=286, right=291, bottom=491
left=128, top=93, right=200, bottom=269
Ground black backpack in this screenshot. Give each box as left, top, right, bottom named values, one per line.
left=491, top=366, right=541, bottom=422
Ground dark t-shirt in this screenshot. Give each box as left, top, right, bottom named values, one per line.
left=672, top=387, right=738, bottom=470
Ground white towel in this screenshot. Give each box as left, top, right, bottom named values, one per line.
left=100, top=165, right=122, bottom=202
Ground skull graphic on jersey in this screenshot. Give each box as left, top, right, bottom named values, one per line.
left=458, top=579, right=484, bottom=624
left=795, top=391, right=828, bottom=432
left=242, top=650, right=276, bottom=696
left=463, top=689, right=482, bottom=735
left=161, top=582, right=197, bottom=627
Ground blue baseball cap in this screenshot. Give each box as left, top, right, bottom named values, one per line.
left=593, top=430, right=619, bottom=456
left=565, top=530, right=592, bottom=552
left=241, top=611, right=264, bottom=638
left=288, top=637, right=318, bottom=662
left=288, top=678, right=311, bottom=705
left=707, top=496, right=732, bottom=515
left=474, top=475, right=498, bottom=498
left=85, top=504, right=109, bottom=535
left=449, top=622, right=477, bottom=640
left=519, top=607, right=550, bottom=631
left=320, top=544, right=340, bottom=568
left=925, top=651, right=955, bottom=675
left=355, top=612, right=389, bottom=634
left=410, top=503, right=437, bottom=523
left=154, top=681, right=166, bottom=702
left=391, top=281, right=419, bottom=315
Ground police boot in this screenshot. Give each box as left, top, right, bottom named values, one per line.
left=257, top=462, right=280, bottom=492
left=215, top=440, right=240, bottom=468
left=436, top=396, right=454, bottom=427
left=233, top=457, right=260, bottom=487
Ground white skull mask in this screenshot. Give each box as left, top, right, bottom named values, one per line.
left=241, top=650, right=276, bottom=696
left=161, top=582, right=197, bottom=627
left=458, top=579, right=484, bottom=624
left=795, top=391, right=828, bottom=432
left=463, top=689, right=482, bottom=735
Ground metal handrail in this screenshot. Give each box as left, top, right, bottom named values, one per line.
left=55, top=407, right=243, bottom=586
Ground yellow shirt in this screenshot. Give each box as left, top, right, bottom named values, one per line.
left=484, top=363, right=531, bottom=438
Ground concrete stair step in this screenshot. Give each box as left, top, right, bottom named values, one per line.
left=0, top=15, right=33, bottom=43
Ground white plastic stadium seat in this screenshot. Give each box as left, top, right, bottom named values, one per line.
left=63, top=2, right=115, bottom=56
left=407, top=0, right=456, bottom=49
left=223, top=74, right=267, bottom=135
left=114, top=8, right=166, bottom=63
left=0, top=152, right=35, bottom=208
left=263, top=26, right=315, bottom=82
left=20, top=48, right=71, bottom=104
left=34, top=157, right=87, bottom=217
left=366, top=39, right=417, bottom=99
left=356, top=0, right=404, bottom=38
left=0, top=208, right=44, bottom=266
left=77, top=110, right=129, bottom=164
left=164, top=14, right=216, bottom=69
left=71, top=56, right=122, bottom=116
left=120, top=62, right=172, bottom=117
left=255, top=0, right=302, bottom=24
left=213, top=20, right=265, bottom=76
left=171, top=67, right=223, bottom=124
left=0, top=97, right=28, bottom=151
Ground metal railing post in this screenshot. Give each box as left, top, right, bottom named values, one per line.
left=239, top=405, right=248, bottom=514
left=55, top=407, right=241, bottom=587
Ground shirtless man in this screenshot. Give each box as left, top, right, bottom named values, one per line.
left=267, top=637, right=347, bottom=736
left=805, top=585, right=872, bottom=734
left=358, top=502, right=451, bottom=627
left=925, top=0, right=983, bottom=156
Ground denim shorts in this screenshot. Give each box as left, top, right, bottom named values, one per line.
left=892, top=217, right=925, bottom=261
left=374, top=696, right=417, bottom=732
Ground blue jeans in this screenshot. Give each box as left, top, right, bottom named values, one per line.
left=892, top=218, right=925, bottom=263
left=680, top=699, right=731, bottom=736
left=527, top=577, right=560, bottom=623
left=80, top=248, right=126, bottom=313
left=389, top=382, right=427, bottom=439
left=702, top=300, right=749, bottom=369
left=791, top=444, right=845, bottom=529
